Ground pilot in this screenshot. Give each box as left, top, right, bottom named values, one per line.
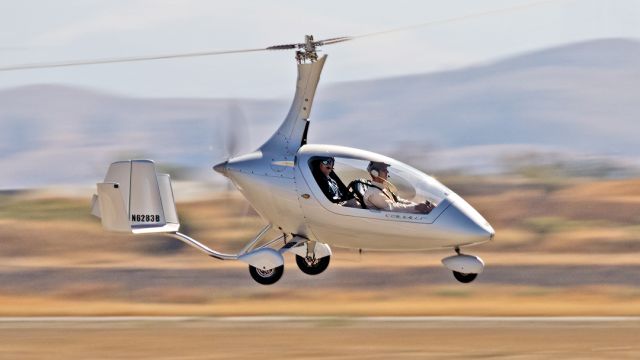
left=314, top=157, right=357, bottom=206
left=363, top=161, right=434, bottom=213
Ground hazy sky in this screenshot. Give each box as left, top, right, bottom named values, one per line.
left=0, top=0, right=638, bottom=98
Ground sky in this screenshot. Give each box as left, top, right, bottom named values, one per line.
left=0, top=0, right=639, bottom=99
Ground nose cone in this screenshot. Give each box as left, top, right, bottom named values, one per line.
left=435, top=200, right=494, bottom=245
left=213, top=160, right=228, bottom=175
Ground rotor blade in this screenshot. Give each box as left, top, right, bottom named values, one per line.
left=0, top=37, right=349, bottom=72
left=0, top=0, right=563, bottom=72
left=315, top=36, right=353, bottom=46
left=0, top=47, right=268, bottom=72
left=350, top=0, right=566, bottom=41
left=266, top=44, right=299, bottom=50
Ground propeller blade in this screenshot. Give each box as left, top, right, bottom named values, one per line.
left=224, top=101, right=249, bottom=159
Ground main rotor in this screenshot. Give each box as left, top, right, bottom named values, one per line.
left=0, top=34, right=350, bottom=71
left=0, top=0, right=563, bottom=72
left=267, top=35, right=350, bottom=64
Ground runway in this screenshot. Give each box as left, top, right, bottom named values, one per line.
left=0, top=317, right=638, bottom=359
left=0, top=315, right=639, bottom=323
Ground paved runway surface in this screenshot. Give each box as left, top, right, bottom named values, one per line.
left=0, top=317, right=638, bottom=359
left=1, top=265, right=639, bottom=292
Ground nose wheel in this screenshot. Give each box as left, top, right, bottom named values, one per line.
left=452, top=271, right=477, bottom=283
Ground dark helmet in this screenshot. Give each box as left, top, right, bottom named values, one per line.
left=319, top=156, right=335, bottom=166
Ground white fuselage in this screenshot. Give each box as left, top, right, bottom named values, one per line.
left=223, top=144, right=494, bottom=251
left=215, top=53, right=494, bottom=251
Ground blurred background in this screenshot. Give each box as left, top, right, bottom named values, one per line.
left=1, top=0, right=640, bottom=318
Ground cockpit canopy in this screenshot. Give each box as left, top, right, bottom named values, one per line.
left=299, top=145, right=452, bottom=210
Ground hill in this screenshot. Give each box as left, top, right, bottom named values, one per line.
left=1, top=38, right=639, bottom=188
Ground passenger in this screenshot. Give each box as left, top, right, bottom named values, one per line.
left=314, top=157, right=357, bottom=207
left=363, top=161, right=434, bottom=213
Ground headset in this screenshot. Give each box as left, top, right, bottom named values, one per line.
left=367, top=161, right=387, bottom=178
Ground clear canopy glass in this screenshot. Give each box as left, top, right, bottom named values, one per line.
left=313, top=156, right=451, bottom=207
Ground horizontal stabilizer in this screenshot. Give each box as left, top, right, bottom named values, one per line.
left=92, top=160, right=180, bottom=233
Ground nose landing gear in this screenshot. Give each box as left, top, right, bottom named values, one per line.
left=442, top=247, right=484, bottom=284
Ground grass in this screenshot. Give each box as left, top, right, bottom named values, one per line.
left=0, top=285, right=639, bottom=316
left=433, top=288, right=473, bottom=298
left=1, top=176, right=640, bottom=316
left=0, top=197, right=91, bottom=221
left=1, top=319, right=639, bottom=359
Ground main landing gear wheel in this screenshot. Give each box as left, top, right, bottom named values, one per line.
left=452, top=271, right=477, bottom=284
left=296, top=255, right=330, bottom=275
left=249, top=265, right=284, bottom=285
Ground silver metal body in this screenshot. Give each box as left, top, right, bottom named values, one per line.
left=216, top=54, right=494, bottom=252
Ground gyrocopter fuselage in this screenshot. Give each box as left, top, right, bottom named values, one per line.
left=91, top=35, right=495, bottom=285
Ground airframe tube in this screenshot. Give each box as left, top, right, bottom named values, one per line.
left=168, top=224, right=273, bottom=261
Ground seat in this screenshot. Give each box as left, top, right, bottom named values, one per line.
left=310, top=159, right=352, bottom=204
left=347, top=179, right=372, bottom=209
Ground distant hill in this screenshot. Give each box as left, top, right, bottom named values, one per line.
left=313, top=38, right=640, bottom=153
left=1, top=38, right=639, bottom=188
left=0, top=85, right=287, bottom=188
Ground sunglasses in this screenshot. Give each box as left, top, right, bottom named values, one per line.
left=320, top=159, right=334, bottom=166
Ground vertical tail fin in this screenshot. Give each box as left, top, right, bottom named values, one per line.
left=92, top=160, right=180, bottom=233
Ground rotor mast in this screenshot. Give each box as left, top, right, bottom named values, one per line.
left=259, top=35, right=328, bottom=157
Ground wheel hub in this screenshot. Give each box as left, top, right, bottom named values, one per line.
left=305, top=256, right=319, bottom=267
left=256, top=268, right=275, bottom=277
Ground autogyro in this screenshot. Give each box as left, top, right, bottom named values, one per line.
left=87, top=35, right=495, bottom=285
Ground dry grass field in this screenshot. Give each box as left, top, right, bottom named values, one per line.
left=0, top=176, right=639, bottom=317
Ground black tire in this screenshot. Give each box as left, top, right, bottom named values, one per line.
left=249, top=265, right=284, bottom=285
left=453, top=271, right=477, bottom=283
left=296, top=255, right=330, bottom=275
